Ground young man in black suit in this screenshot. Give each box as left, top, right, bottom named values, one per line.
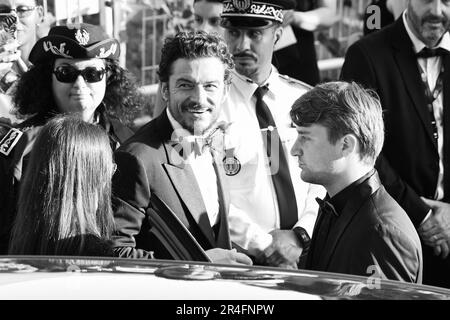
left=290, top=81, right=422, bottom=283
left=341, top=0, right=450, bottom=288
left=111, top=31, right=252, bottom=265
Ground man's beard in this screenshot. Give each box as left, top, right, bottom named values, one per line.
left=178, top=100, right=217, bottom=136
left=409, top=5, right=450, bottom=46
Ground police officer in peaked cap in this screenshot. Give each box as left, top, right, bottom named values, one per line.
left=219, top=0, right=325, bottom=269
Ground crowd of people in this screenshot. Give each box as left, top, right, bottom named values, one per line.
left=0, top=0, right=449, bottom=290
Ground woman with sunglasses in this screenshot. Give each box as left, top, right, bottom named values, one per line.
left=9, top=115, right=116, bottom=256
left=0, top=23, right=141, bottom=254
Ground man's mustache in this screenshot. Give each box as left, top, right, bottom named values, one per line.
left=423, top=15, right=448, bottom=24
left=182, top=100, right=209, bottom=111
left=233, top=51, right=258, bottom=60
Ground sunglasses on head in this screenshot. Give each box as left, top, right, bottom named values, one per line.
left=53, top=66, right=107, bottom=83
left=0, top=5, right=36, bottom=18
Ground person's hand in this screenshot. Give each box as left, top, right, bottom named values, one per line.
left=0, top=40, right=20, bottom=79
left=0, top=40, right=20, bottom=64
left=282, top=10, right=295, bottom=27
left=206, top=248, right=253, bottom=265
left=429, top=241, right=450, bottom=260
left=418, top=197, right=450, bottom=259
left=258, top=230, right=302, bottom=269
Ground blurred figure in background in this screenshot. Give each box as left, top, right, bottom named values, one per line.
left=0, top=0, right=47, bottom=122
left=193, top=0, right=224, bottom=36
left=9, top=116, right=116, bottom=256
left=0, top=23, right=141, bottom=254
left=272, top=0, right=339, bottom=85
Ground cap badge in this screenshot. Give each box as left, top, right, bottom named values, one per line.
left=43, top=41, right=72, bottom=58
left=232, top=0, right=252, bottom=12
left=75, top=29, right=90, bottom=46
left=96, top=43, right=118, bottom=59
left=223, top=0, right=284, bottom=24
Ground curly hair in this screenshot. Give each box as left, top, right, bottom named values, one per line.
left=158, top=31, right=234, bottom=84
left=12, top=59, right=143, bottom=124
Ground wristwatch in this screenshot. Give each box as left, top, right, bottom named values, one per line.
left=293, top=226, right=311, bottom=255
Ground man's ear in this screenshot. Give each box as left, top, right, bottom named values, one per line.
left=160, top=83, right=169, bottom=101
left=36, top=5, right=45, bottom=23
left=274, top=25, right=283, bottom=46
left=341, top=134, right=358, bottom=156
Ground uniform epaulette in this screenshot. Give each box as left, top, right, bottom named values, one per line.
left=0, top=121, right=23, bottom=156
left=278, top=74, right=313, bottom=90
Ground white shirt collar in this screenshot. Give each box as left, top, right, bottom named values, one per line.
left=231, top=65, right=280, bottom=100
left=403, top=10, right=450, bottom=53
left=166, top=108, right=222, bottom=155
left=166, top=108, right=194, bottom=141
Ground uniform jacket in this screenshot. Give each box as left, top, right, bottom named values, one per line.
left=340, top=17, right=450, bottom=288
left=306, top=171, right=423, bottom=283
left=111, top=111, right=232, bottom=259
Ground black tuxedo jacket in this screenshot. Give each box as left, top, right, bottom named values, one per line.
left=111, top=111, right=231, bottom=259
left=341, top=18, right=450, bottom=287
left=341, top=17, right=450, bottom=226
left=306, top=171, right=422, bottom=283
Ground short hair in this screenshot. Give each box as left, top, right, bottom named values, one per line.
left=290, top=81, right=384, bottom=164
left=9, top=115, right=115, bottom=255
left=158, top=31, right=234, bottom=84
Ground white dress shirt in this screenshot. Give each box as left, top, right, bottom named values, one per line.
left=167, top=109, right=220, bottom=226
left=220, top=67, right=326, bottom=255
left=403, top=10, right=450, bottom=201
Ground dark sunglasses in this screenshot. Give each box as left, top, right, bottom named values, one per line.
left=53, top=66, right=107, bottom=83
left=0, top=5, right=36, bottom=18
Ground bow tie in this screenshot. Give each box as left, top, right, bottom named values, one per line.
left=315, top=197, right=338, bottom=217
left=173, top=121, right=232, bottom=158
left=177, top=136, right=212, bottom=157
left=416, top=47, right=450, bottom=58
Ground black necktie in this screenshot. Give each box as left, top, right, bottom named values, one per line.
left=254, top=86, right=298, bottom=229
left=416, top=47, right=449, bottom=58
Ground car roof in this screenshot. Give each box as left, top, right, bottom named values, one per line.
left=0, top=256, right=449, bottom=300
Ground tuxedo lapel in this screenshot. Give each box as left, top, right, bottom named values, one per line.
left=391, top=19, right=438, bottom=150
left=162, top=159, right=216, bottom=247
left=318, top=171, right=382, bottom=270
left=155, top=112, right=216, bottom=247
